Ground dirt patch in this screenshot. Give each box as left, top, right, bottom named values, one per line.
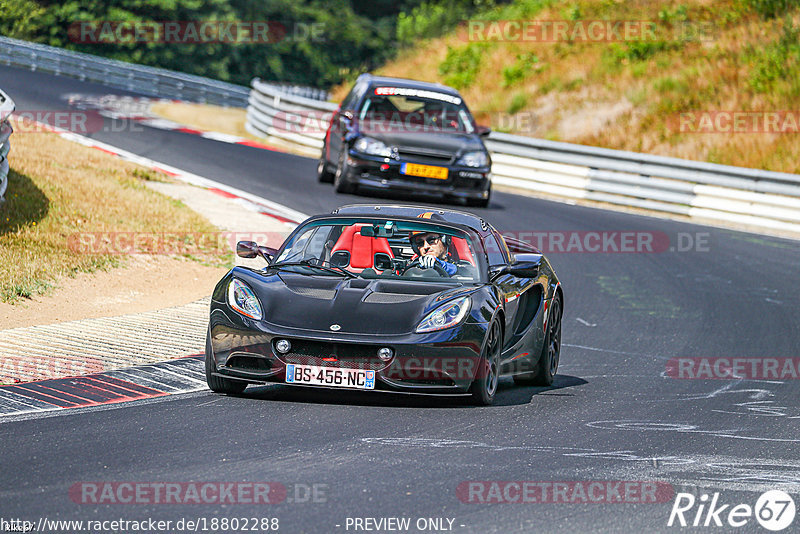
left=557, top=98, right=634, bottom=140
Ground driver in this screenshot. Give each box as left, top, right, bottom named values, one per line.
left=409, top=212, right=458, bottom=276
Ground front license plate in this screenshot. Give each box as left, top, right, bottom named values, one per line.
left=401, top=162, right=448, bottom=180
left=285, top=364, right=375, bottom=390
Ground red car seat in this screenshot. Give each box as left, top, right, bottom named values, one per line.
left=331, top=224, right=394, bottom=272
left=450, top=236, right=475, bottom=266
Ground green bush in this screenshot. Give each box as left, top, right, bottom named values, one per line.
left=507, top=92, right=527, bottom=114
left=617, top=40, right=681, bottom=62
left=439, top=43, right=486, bottom=89
left=653, top=76, right=689, bottom=94
left=502, top=52, right=538, bottom=87
left=748, top=19, right=800, bottom=93
left=0, top=0, right=46, bottom=40
left=658, top=4, right=689, bottom=24
left=741, top=0, right=799, bottom=19
left=397, top=2, right=463, bottom=43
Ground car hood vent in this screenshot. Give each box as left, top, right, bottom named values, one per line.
left=364, top=292, right=427, bottom=304
left=286, top=285, right=337, bottom=299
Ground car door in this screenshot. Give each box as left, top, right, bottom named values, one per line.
left=485, top=232, right=518, bottom=345
left=487, top=231, right=538, bottom=352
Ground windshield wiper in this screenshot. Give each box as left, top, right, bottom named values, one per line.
left=271, top=260, right=356, bottom=278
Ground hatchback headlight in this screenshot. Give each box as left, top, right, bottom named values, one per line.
left=456, top=151, right=489, bottom=168
left=227, top=279, right=263, bottom=320
left=353, top=137, right=393, bottom=157
left=416, top=297, right=470, bottom=333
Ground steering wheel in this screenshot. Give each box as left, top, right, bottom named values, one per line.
left=401, top=258, right=449, bottom=277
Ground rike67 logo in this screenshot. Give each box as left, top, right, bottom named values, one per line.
left=668, top=490, right=795, bottom=531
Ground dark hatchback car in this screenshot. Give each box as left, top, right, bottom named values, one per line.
left=317, top=75, right=492, bottom=207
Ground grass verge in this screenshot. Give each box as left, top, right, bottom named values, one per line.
left=0, top=124, right=230, bottom=303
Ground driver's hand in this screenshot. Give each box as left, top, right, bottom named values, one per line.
left=419, top=255, right=437, bottom=269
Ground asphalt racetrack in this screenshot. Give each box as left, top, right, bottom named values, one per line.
left=1, top=66, right=800, bottom=533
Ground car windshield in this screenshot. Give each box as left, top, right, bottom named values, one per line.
left=358, top=88, right=475, bottom=134
left=273, top=218, right=483, bottom=283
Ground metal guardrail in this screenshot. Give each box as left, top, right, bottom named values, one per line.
left=485, top=133, right=800, bottom=232
left=0, top=88, right=15, bottom=201
left=246, top=80, right=800, bottom=234
left=0, top=36, right=328, bottom=106
left=246, top=78, right=336, bottom=149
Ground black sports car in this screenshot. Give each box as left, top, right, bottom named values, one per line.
left=317, top=74, right=493, bottom=207
left=205, top=205, right=563, bottom=405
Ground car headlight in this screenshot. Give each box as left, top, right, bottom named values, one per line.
left=456, top=151, right=489, bottom=168
left=416, top=297, right=470, bottom=333
left=227, top=279, right=263, bottom=320
left=353, top=137, right=393, bottom=158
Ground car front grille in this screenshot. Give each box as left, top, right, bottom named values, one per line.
left=278, top=339, right=390, bottom=371
left=397, top=147, right=453, bottom=166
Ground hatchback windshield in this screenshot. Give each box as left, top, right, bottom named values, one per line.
left=358, top=88, right=475, bottom=134
left=273, top=218, right=482, bottom=282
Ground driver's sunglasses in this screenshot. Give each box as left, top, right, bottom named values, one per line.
left=414, top=235, right=442, bottom=248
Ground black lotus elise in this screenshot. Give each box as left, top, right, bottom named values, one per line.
left=205, top=205, right=563, bottom=405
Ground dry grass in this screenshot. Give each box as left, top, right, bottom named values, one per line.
left=149, top=102, right=320, bottom=157
left=335, top=0, right=800, bottom=174
left=0, top=125, right=227, bottom=303
left=149, top=102, right=252, bottom=138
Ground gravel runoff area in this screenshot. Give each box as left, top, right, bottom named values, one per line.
left=0, top=182, right=295, bottom=384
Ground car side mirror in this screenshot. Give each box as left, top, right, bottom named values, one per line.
left=237, top=241, right=258, bottom=258
left=476, top=125, right=491, bottom=137
left=506, top=253, right=543, bottom=278
left=489, top=265, right=508, bottom=281
left=259, top=246, right=278, bottom=264
left=374, top=252, right=393, bottom=271
left=237, top=241, right=276, bottom=264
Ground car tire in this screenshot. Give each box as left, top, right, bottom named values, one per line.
left=470, top=320, right=502, bottom=405
left=205, top=329, right=247, bottom=394
left=467, top=188, right=491, bottom=208
left=334, top=149, right=355, bottom=194
left=513, top=294, right=562, bottom=387
left=317, top=155, right=334, bottom=183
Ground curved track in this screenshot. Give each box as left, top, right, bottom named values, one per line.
left=2, top=66, right=800, bottom=532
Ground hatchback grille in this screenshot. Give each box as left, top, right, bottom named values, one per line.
left=397, top=148, right=453, bottom=165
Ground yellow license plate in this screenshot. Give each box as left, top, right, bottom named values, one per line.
left=401, top=163, right=448, bottom=180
